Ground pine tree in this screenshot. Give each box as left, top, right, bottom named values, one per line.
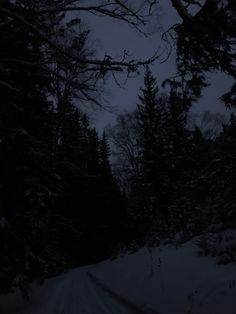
left=202, top=114, right=236, bottom=228
left=129, top=67, right=169, bottom=238
left=0, top=0, right=55, bottom=293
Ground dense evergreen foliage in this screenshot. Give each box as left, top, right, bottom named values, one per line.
left=0, top=0, right=125, bottom=294
left=110, top=68, right=236, bottom=244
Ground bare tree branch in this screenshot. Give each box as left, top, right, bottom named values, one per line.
left=0, top=6, right=159, bottom=74
left=36, top=1, right=155, bottom=32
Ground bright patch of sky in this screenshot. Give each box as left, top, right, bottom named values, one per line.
left=75, top=1, right=234, bottom=132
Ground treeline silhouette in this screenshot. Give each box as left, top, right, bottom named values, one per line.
left=0, top=0, right=126, bottom=295
left=110, top=68, right=236, bottom=244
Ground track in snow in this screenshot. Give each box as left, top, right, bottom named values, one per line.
left=86, top=271, right=159, bottom=314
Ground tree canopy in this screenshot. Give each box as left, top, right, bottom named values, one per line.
left=1, top=1, right=235, bottom=107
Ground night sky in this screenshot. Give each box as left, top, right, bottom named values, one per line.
left=80, top=2, right=234, bottom=133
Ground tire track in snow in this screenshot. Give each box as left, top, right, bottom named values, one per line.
left=87, top=271, right=159, bottom=314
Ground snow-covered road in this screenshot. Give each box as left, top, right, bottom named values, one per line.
left=0, top=267, right=157, bottom=314
left=1, top=234, right=236, bottom=314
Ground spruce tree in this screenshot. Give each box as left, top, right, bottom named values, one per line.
left=130, top=67, right=169, bottom=238
left=0, top=0, right=55, bottom=293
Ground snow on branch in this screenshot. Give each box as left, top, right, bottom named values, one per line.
left=0, top=80, right=20, bottom=92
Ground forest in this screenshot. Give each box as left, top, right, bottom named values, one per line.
left=0, top=0, right=236, bottom=300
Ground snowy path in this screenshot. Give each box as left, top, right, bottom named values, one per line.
left=86, top=272, right=158, bottom=313
left=1, top=236, right=236, bottom=314
left=0, top=268, right=157, bottom=314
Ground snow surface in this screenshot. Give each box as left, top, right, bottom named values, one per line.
left=1, top=236, right=236, bottom=314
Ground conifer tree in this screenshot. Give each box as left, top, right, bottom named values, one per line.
left=130, top=67, right=169, bottom=237
left=200, top=114, right=236, bottom=228
left=0, top=0, right=55, bottom=292
left=0, top=0, right=129, bottom=292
